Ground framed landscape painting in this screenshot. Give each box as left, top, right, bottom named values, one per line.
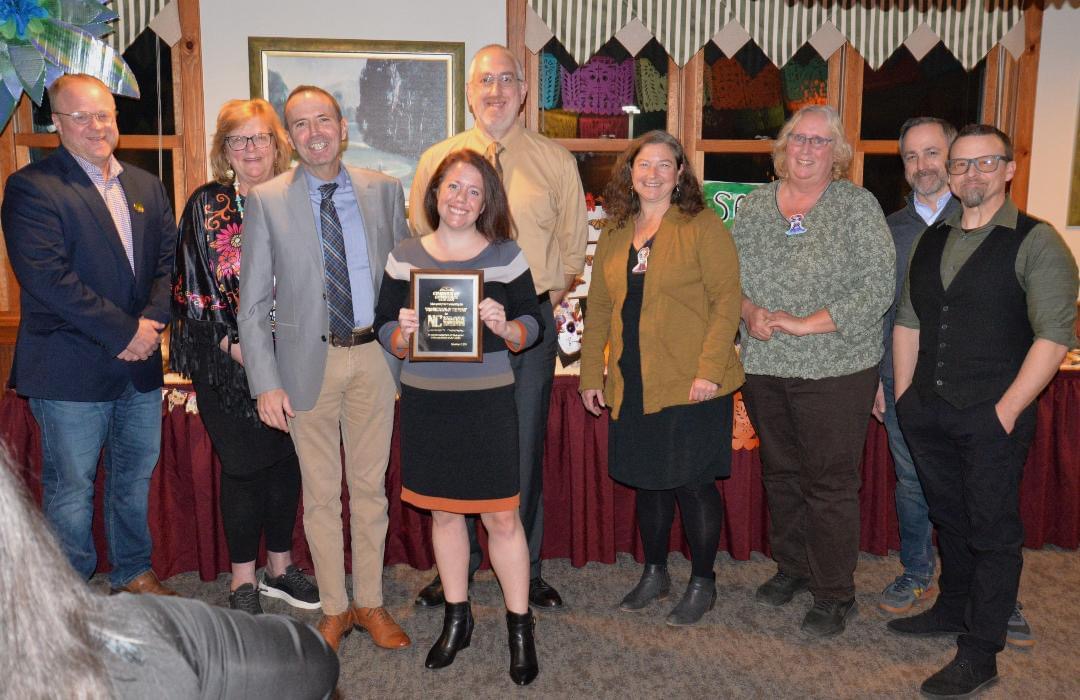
left=249, top=37, right=465, bottom=196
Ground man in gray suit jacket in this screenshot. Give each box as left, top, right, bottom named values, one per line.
left=237, top=86, right=409, bottom=653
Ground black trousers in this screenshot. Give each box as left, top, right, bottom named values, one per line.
left=896, top=388, right=1036, bottom=658
left=741, top=367, right=878, bottom=600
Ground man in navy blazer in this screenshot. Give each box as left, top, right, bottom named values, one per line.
left=1, top=74, right=178, bottom=595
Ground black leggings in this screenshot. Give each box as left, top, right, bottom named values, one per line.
left=636, top=481, right=724, bottom=578
left=220, top=454, right=301, bottom=563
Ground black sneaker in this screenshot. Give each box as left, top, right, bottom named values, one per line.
left=229, top=583, right=263, bottom=615
left=260, top=565, right=321, bottom=610
left=920, top=652, right=997, bottom=698
left=755, top=571, right=810, bottom=607
left=800, top=597, right=856, bottom=637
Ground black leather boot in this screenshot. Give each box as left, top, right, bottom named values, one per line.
left=425, top=601, right=473, bottom=669
left=665, top=574, right=717, bottom=626
left=506, top=609, right=538, bottom=685
left=620, top=563, right=671, bottom=611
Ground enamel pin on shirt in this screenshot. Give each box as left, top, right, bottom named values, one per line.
left=786, top=214, right=807, bottom=236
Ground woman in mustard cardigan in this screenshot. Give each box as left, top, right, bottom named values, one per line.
left=579, top=131, right=744, bottom=626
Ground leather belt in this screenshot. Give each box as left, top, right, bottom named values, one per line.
left=329, top=326, right=376, bottom=348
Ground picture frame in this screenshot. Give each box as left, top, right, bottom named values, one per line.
left=409, top=269, right=484, bottom=362
left=248, top=37, right=465, bottom=197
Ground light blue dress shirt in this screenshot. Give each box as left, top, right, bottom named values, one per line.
left=913, top=190, right=953, bottom=226
left=305, top=167, right=375, bottom=329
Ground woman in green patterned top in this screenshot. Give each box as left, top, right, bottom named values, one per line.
left=731, top=105, right=894, bottom=638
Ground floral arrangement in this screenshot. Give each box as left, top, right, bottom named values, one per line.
left=0, top=0, right=138, bottom=129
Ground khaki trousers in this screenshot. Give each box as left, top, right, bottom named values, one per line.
left=289, top=343, right=396, bottom=615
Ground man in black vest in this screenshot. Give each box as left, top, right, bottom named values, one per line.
left=889, top=124, right=1078, bottom=698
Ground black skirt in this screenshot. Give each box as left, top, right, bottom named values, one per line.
left=608, top=243, right=734, bottom=490
left=399, top=384, right=520, bottom=514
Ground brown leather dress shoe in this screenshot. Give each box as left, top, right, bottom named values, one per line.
left=353, top=606, right=411, bottom=649
left=111, top=571, right=179, bottom=597
left=316, top=610, right=355, bottom=653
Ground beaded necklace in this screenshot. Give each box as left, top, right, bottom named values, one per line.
left=233, top=180, right=245, bottom=220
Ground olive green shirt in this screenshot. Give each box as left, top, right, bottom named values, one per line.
left=896, top=199, right=1078, bottom=348
left=732, top=179, right=895, bottom=379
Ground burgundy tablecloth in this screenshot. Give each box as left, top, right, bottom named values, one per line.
left=3, top=372, right=1077, bottom=581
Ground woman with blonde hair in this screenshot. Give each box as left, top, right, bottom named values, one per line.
left=170, top=99, right=318, bottom=614
left=732, top=105, right=894, bottom=637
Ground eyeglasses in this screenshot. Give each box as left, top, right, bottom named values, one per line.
left=945, top=154, right=1010, bottom=175
left=789, top=133, right=834, bottom=149
left=474, top=72, right=522, bottom=87
left=224, top=133, right=273, bottom=151
left=53, top=111, right=117, bottom=126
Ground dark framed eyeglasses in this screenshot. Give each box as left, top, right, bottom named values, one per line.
left=53, top=110, right=118, bottom=126
left=945, top=155, right=1010, bottom=175
left=224, top=133, right=273, bottom=151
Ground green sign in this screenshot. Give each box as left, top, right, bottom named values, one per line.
left=703, top=181, right=763, bottom=226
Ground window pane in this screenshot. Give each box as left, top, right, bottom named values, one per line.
left=538, top=37, right=669, bottom=140
left=31, top=29, right=175, bottom=135
left=861, top=155, right=907, bottom=215
left=115, top=149, right=175, bottom=211
left=703, top=153, right=775, bottom=184
left=861, top=44, right=984, bottom=140
left=702, top=43, right=827, bottom=140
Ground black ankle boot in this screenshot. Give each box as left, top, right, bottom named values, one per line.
left=665, top=574, right=717, bottom=626
left=506, top=609, right=538, bottom=685
left=620, top=563, right=671, bottom=611
left=425, top=601, right=473, bottom=669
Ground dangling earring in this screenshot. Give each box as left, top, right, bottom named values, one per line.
left=225, top=167, right=235, bottom=180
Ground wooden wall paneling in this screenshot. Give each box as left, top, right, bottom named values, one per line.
left=840, top=45, right=864, bottom=186
left=507, top=0, right=536, bottom=131
left=678, top=52, right=703, bottom=180
left=177, top=0, right=206, bottom=203
left=1009, top=5, right=1043, bottom=211
left=0, top=101, right=19, bottom=315
left=982, top=45, right=1003, bottom=125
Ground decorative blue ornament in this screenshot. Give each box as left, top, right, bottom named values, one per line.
left=0, top=0, right=48, bottom=39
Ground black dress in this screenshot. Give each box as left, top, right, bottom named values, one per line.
left=608, top=241, right=734, bottom=491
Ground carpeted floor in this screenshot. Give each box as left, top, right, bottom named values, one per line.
left=149, top=548, right=1080, bottom=699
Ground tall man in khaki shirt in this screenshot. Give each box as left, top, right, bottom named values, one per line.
left=408, top=44, right=587, bottom=609
left=889, top=124, right=1078, bottom=698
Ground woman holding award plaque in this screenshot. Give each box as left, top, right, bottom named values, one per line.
left=579, top=130, right=744, bottom=627
left=374, top=150, right=543, bottom=685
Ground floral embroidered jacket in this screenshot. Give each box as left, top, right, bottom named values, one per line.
left=169, top=181, right=257, bottom=420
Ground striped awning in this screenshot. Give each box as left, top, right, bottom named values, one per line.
left=528, top=0, right=1025, bottom=69
left=108, top=0, right=170, bottom=54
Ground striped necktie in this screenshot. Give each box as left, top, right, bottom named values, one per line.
left=485, top=141, right=504, bottom=180
left=318, top=182, right=354, bottom=339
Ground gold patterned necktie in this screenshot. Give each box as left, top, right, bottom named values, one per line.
left=485, top=141, right=504, bottom=180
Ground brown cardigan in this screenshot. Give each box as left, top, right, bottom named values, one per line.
left=579, top=207, right=744, bottom=419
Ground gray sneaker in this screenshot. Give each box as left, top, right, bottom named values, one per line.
left=1006, top=602, right=1034, bottom=648
left=228, top=583, right=263, bottom=615
left=879, top=573, right=936, bottom=615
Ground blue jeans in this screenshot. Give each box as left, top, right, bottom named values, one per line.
left=883, top=375, right=935, bottom=579
left=30, top=383, right=163, bottom=587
